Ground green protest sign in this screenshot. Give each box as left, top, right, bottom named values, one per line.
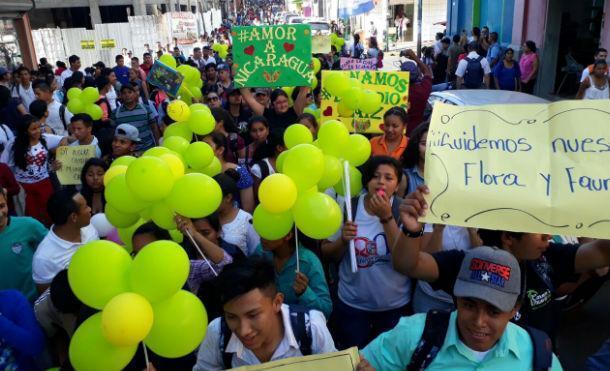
left=232, top=25, right=313, bottom=88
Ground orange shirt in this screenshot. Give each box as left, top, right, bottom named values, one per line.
left=370, top=135, right=409, bottom=160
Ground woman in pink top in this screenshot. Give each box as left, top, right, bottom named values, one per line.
left=519, top=40, right=539, bottom=94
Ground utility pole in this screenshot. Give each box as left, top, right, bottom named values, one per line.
left=416, top=0, right=422, bottom=56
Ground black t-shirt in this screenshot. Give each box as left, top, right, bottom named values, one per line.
left=230, top=106, right=253, bottom=138
left=430, top=243, right=579, bottom=338
left=263, top=106, right=298, bottom=131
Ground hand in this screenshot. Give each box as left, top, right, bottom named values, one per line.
left=356, top=356, right=376, bottom=371
left=399, top=185, right=429, bottom=232
left=293, top=271, right=309, bottom=296
left=368, top=192, right=392, bottom=220
left=342, top=221, right=358, bottom=243
left=175, top=215, right=196, bottom=236
left=142, top=362, right=157, bottom=371
left=52, top=160, right=62, bottom=171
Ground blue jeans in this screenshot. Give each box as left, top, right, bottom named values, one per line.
left=332, top=298, right=410, bottom=349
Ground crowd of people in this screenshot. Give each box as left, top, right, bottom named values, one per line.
left=0, top=19, right=608, bottom=371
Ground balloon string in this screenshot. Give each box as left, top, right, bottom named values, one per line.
left=142, top=342, right=150, bottom=370
left=184, top=228, right=219, bottom=277
left=294, top=225, right=300, bottom=273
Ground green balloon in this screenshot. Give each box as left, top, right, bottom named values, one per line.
left=151, top=201, right=177, bottom=230
left=110, top=155, right=136, bottom=168
left=343, top=134, right=371, bottom=167
left=145, top=290, right=208, bottom=358
left=318, top=120, right=349, bottom=158
left=342, top=88, right=362, bottom=110
left=126, top=156, right=174, bottom=202
left=159, top=54, right=177, bottom=68
left=81, top=86, right=100, bottom=104
left=67, top=87, right=82, bottom=101
left=67, top=98, right=84, bottom=114
left=184, top=142, right=214, bottom=169
left=282, top=144, right=324, bottom=190
left=118, top=218, right=146, bottom=253
left=359, top=90, right=382, bottom=114
left=130, top=240, right=189, bottom=303
left=143, top=147, right=171, bottom=157
left=293, top=192, right=342, bottom=239
left=323, top=72, right=349, bottom=97
left=253, top=205, right=294, bottom=240
left=162, top=136, right=190, bottom=154
left=68, top=240, right=132, bottom=309
left=276, top=150, right=288, bottom=172
left=187, top=109, right=215, bottom=135
left=69, top=313, right=137, bottom=371
left=164, top=122, right=193, bottom=141
left=189, top=103, right=209, bottom=113
left=284, top=124, right=313, bottom=149
left=105, top=174, right=149, bottom=214
left=317, top=155, right=342, bottom=190
left=201, top=156, right=222, bottom=177
left=84, top=104, right=103, bottom=120
left=169, top=229, right=184, bottom=243
left=105, top=203, right=139, bottom=228
left=166, top=173, right=222, bottom=218
left=334, top=165, right=363, bottom=197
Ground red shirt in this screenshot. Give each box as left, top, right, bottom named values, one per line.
left=0, top=163, right=19, bottom=214
left=141, top=62, right=153, bottom=76
left=407, top=75, right=433, bottom=135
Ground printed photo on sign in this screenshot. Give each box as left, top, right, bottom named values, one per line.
left=147, top=61, right=184, bottom=97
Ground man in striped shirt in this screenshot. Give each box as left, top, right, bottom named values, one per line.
left=111, top=84, right=159, bottom=152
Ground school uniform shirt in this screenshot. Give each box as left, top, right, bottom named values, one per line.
left=11, top=83, right=36, bottom=112
left=0, top=123, right=15, bottom=157
left=430, top=243, right=579, bottom=339
left=32, top=224, right=99, bottom=285
left=361, top=311, right=564, bottom=371
left=70, top=136, right=102, bottom=158
left=329, top=195, right=412, bottom=311
left=220, top=209, right=260, bottom=256
left=369, top=135, right=408, bottom=160
left=0, top=134, right=64, bottom=184
left=0, top=217, right=48, bottom=302
left=254, top=244, right=332, bottom=319
left=46, top=100, right=73, bottom=136
left=193, top=304, right=336, bottom=370
left=106, top=86, right=118, bottom=111
left=250, top=158, right=275, bottom=179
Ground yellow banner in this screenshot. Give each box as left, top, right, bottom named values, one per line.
left=232, top=347, right=359, bottom=371
left=320, top=70, right=410, bottom=133
left=56, top=145, right=96, bottom=185
left=101, top=39, right=116, bottom=48
left=312, top=35, right=331, bottom=54
left=80, top=40, right=95, bottom=50
left=422, top=100, right=610, bottom=239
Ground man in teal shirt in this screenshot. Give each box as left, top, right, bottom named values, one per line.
left=0, top=188, right=48, bottom=302
left=359, top=246, right=563, bottom=370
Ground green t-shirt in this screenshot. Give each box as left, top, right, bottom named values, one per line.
left=0, top=217, right=48, bottom=302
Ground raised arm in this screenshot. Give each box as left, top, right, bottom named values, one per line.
left=240, top=87, right=265, bottom=116
left=175, top=215, right=226, bottom=263
left=293, top=86, right=310, bottom=115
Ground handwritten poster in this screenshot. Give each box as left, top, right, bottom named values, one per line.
left=422, top=100, right=610, bottom=239
left=56, top=145, right=96, bottom=185
left=232, top=25, right=313, bottom=87
left=232, top=347, right=359, bottom=371
left=147, top=61, right=184, bottom=97
left=312, top=35, right=331, bottom=54
left=166, top=12, right=198, bottom=45
left=340, top=58, right=377, bottom=71
left=320, top=70, right=410, bottom=133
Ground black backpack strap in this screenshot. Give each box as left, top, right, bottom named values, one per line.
left=219, top=317, right=233, bottom=369
left=287, top=304, right=312, bottom=356
left=59, top=104, right=68, bottom=130
left=525, top=326, right=553, bottom=371
left=406, top=310, right=451, bottom=371
left=475, top=55, right=484, bottom=63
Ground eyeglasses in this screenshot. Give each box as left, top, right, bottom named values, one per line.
left=208, top=96, right=219, bottom=101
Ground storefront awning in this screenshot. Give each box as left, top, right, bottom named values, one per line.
left=0, top=0, right=34, bottom=17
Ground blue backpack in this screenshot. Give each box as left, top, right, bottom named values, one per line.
left=463, top=56, right=484, bottom=88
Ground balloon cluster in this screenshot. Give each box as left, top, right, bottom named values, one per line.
left=323, top=72, right=383, bottom=117
left=66, top=87, right=103, bottom=120
left=67, top=240, right=207, bottom=370
left=252, top=121, right=371, bottom=240
left=211, top=43, right=230, bottom=59
left=158, top=55, right=203, bottom=104
left=103, top=102, right=220, bottom=250
left=330, top=33, right=346, bottom=51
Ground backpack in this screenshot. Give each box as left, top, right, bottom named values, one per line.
left=406, top=310, right=553, bottom=371
left=463, top=56, right=484, bottom=89
left=58, top=104, right=70, bottom=131
left=219, top=304, right=312, bottom=368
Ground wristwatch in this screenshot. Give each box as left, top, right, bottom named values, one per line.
left=401, top=225, right=424, bottom=238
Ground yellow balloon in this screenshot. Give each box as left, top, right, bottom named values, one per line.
left=159, top=54, right=177, bottom=68
left=103, top=165, right=127, bottom=186
left=258, top=174, right=298, bottom=213
left=166, top=100, right=191, bottom=122
left=160, top=153, right=185, bottom=180
left=102, top=292, right=153, bottom=346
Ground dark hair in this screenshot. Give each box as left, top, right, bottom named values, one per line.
left=593, top=59, right=608, bottom=68
left=29, top=100, right=47, bottom=120
left=193, top=47, right=201, bottom=52
left=452, top=34, right=461, bottom=43
left=525, top=40, right=537, bottom=53
left=32, top=80, right=51, bottom=93
left=402, top=121, right=429, bottom=169
left=210, top=107, right=237, bottom=133
left=95, top=75, right=110, bottom=89
left=361, top=156, right=403, bottom=189
left=435, top=32, right=444, bottom=40
left=93, top=61, right=106, bottom=69
left=489, top=32, right=498, bottom=42
left=72, top=71, right=84, bottom=83
left=143, top=52, right=151, bottom=58
left=47, top=188, right=79, bottom=226
left=80, top=158, right=108, bottom=209
left=270, top=88, right=288, bottom=104
left=71, top=113, right=93, bottom=127
left=50, top=270, right=81, bottom=314
left=213, top=171, right=239, bottom=199
left=217, top=257, right=277, bottom=305
left=101, top=67, right=114, bottom=78
left=247, top=115, right=269, bottom=132
left=133, top=221, right=172, bottom=241
left=353, top=33, right=360, bottom=44
left=297, top=113, right=318, bottom=129
left=68, top=55, right=80, bottom=65
left=253, top=129, right=284, bottom=162
left=441, top=37, right=451, bottom=44
left=205, top=63, right=217, bottom=71
left=13, top=115, right=46, bottom=170
left=131, top=56, right=139, bottom=62
left=193, top=211, right=221, bottom=232
left=477, top=229, right=524, bottom=249
left=56, top=61, right=67, bottom=69
left=594, top=48, right=607, bottom=56
left=115, top=55, right=124, bottom=62
left=383, top=106, right=408, bottom=125
left=15, top=65, right=29, bottom=75
left=206, top=131, right=225, bottom=150
left=369, top=37, right=379, bottom=49
left=472, top=27, right=481, bottom=37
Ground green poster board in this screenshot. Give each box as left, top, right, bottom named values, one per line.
left=232, top=25, right=313, bottom=88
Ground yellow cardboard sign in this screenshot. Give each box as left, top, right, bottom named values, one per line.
left=101, top=39, right=116, bottom=48
left=231, top=347, right=359, bottom=371
left=320, top=70, right=410, bottom=133
left=312, top=35, right=331, bottom=54
left=422, top=100, right=610, bottom=239
left=56, top=145, right=96, bottom=185
left=80, top=40, right=95, bottom=50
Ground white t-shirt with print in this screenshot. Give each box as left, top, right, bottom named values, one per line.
left=46, top=100, right=73, bottom=136
left=12, top=83, right=36, bottom=112
left=0, top=134, right=63, bottom=183
left=220, top=209, right=260, bottom=256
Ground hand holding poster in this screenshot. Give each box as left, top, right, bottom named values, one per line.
left=312, top=35, right=331, bottom=54
left=232, top=25, right=313, bottom=87
left=56, top=145, right=96, bottom=185
left=231, top=347, right=360, bottom=370
left=422, top=100, right=610, bottom=239
left=340, top=58, right=377, bottom=71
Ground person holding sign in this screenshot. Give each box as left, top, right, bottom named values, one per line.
left=321, top=156, right=410, bottom=349
left=68, top=114, right=102, bottom=158
left=393, top=185, right=610, bottom=344
left=370, top=106, right=409, bottom=160
left=193, top=258, right=336, bottom=370
left=240, top=87, right=310, bottom=131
